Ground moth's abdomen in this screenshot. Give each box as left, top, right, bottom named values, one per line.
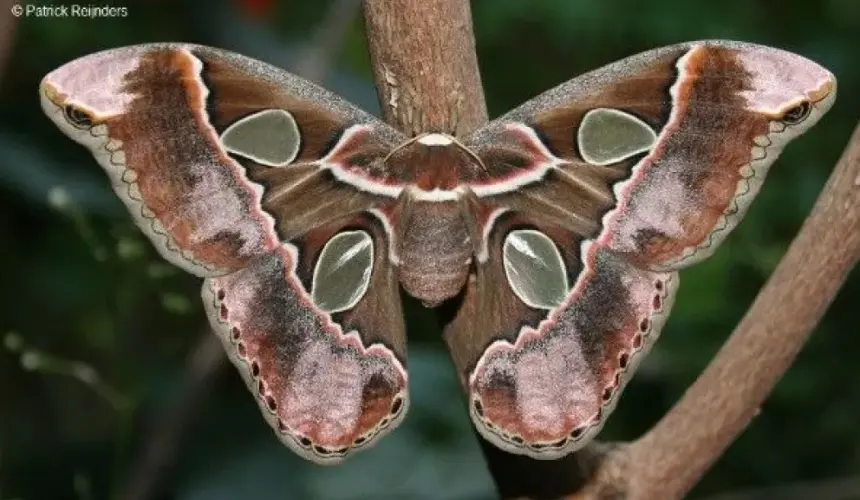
left=397, top=199, right=472, bottom=307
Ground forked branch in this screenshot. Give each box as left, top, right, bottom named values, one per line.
left=361, top=0, right=860, bottom=498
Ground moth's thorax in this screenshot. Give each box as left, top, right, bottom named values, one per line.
left=385, top=134, right=488, bottom=305
left=386, top=133, right=486, bottom=193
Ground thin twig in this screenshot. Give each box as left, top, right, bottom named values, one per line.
left=118, top=333, right=224, bottom=500
left=116, top=3, right=363, bottom=499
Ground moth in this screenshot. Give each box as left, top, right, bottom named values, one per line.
left=40, top=40, right=835, bottom=464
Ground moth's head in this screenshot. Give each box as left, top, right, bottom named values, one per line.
left=40, top=48, right=142, bottom=145
left=732, top=44, right=836, bottom=140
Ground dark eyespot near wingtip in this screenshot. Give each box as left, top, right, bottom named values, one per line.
left=781, top=101, right=811, bottom=125
left=63, top=104, right=94, bottom=129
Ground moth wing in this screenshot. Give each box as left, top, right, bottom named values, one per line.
left=203, top=212, right=408, bottom=464
left=40, top=43, right=405, bottom=276
left=447, top=217, right=677, bottom=458
left=464, top=40, right=836, bottom=271
left=42, top=44, right=410, bottom=464
left=449, top=40, right=835, bottom=457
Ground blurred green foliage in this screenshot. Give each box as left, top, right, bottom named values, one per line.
left=0, top=0, right=858, bottom=499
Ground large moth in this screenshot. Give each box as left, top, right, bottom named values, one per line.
left=40, top=40, right=835, bottom=464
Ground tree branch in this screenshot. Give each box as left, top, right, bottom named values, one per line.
left=627, top=121, right=860, bottom=498
left=362, top=0, right=487, bottom=136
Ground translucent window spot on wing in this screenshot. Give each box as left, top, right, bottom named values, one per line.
left=312, top=231, right=374, bottom=313
left=502, top=229, right=569, bottom=310
left=220, top=109, right=301, bottom=167
left=577, top=108, right=657, bottom=166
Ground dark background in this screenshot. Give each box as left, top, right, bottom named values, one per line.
left=1, top=0, right=858, bottom=499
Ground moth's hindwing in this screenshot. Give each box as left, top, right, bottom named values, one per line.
left=203, top=213, right=408, bottom=464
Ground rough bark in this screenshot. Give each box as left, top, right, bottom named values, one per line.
left=363, top=0, right=488, bottom=136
